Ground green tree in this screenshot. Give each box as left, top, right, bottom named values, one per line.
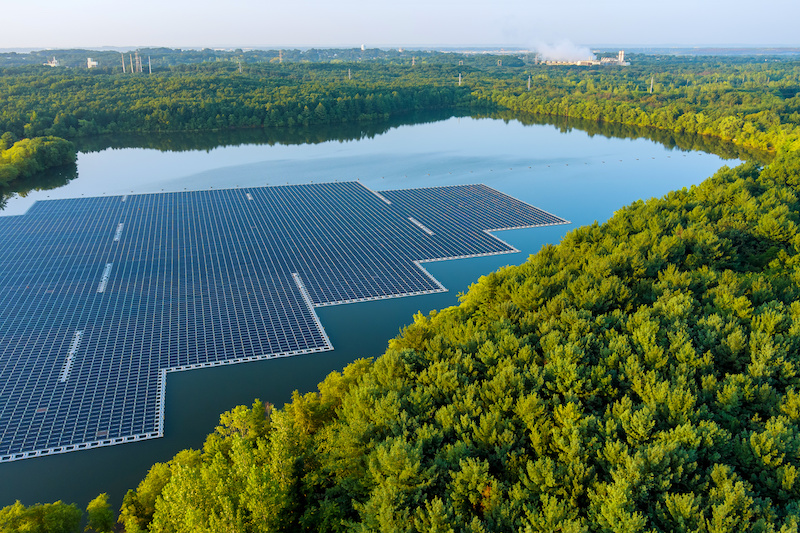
left=85, top=494, right=113, bottom=533
left=0, top=500, right=82, bottom=533
left=0, top=132, right=16, bottom=150
left=118, top=449, right=201, bottom=532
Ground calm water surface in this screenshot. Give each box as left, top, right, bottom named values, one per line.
left=0, top=116, right=738, bottom=509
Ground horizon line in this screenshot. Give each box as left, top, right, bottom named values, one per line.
left=3, top=43, right=800, bottom=53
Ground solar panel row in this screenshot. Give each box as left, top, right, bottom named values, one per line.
left=0, top=182, right=567, bottom=462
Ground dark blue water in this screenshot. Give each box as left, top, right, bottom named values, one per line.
left=0, top=116, right=736, bottom=510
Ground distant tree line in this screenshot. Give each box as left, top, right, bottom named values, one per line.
left=478, top=58, right=800, bottom=154
left=1, top=54, right=798, bottom=155
left=0, top=63, right=476, bottom=139
left=490, top=110, right=772, bottom=163
left=0, top=47, right=524, bottom=70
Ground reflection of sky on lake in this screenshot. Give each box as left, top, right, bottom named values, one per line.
left=2, top=117, right=733, bottom=228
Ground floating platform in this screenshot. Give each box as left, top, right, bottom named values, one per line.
left=0, top=182, right=567, bottom=462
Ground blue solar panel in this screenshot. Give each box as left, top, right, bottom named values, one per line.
left=0, top=182, right=567, bottom=462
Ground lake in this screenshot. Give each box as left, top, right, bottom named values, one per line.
left=0, top=113, right=745, bottom=510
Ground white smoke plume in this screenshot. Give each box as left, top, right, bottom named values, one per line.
left=535, top=40, right=595, bottom=62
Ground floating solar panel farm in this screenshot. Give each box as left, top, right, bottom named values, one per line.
left=0, top=182, right=567, bottom=462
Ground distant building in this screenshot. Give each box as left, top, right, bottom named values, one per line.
left=87, top=58, right=99, bottom=69
left=546, top=50, right=629, bottom=67
left=599, top=50, right=629, bottom=65
left=45, top=57, right=59, bottom=67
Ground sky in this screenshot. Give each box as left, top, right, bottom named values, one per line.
left=3, top=0, right=799, bottom=50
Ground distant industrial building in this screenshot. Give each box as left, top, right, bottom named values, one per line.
left=601, top=50, right=628, bottom=65
left=544, top=50, right=629, bottom=66
left=87, top=57, right=98, bottom=69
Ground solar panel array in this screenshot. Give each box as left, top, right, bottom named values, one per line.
left=0, top=182, right=567, bottom=462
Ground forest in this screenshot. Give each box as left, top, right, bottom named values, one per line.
left=0, top=52, right=797, bottom=148
left=1, top=50, right=800, bottom=532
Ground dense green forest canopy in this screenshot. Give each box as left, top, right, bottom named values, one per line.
left=477, top=64, right=800, bottom=153
left=0, top=61, right=477, bottom=138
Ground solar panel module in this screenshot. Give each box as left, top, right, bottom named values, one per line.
left=0, top=182, right=568, bottom=462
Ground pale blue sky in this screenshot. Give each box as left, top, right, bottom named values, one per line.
left=4, top=0, right=798, bottom=49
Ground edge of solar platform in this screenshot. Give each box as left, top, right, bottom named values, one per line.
left=0, top=274, right=334, bottom=464
left=0, top=181, right=569, bottom=463
left=314, top=223, right=570, bottom=308
left=0, top=431, right=161, bottom=463
left=377, top=182, right=571, bottom=225
left=484, top=185, right=571, bottom=226
left=163, top=345, right=333, bottom=374
left=0, top=345, right=335, bottom=464
left=378, top=182, right=487, bottom=192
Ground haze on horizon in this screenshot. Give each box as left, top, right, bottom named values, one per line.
left=4, top=0, right=799, bottom=50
